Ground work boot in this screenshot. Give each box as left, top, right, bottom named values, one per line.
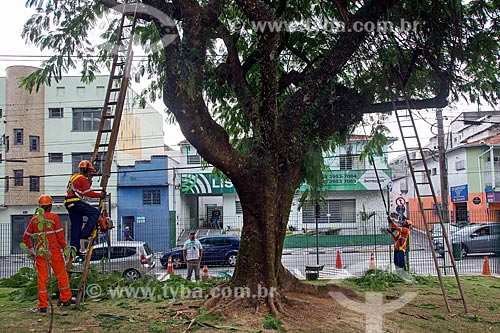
left=62, top=297, right=76, bottom=307
left=32, top=307, right=47, bottom=313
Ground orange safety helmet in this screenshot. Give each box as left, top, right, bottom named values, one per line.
left=78, top=160, right=95, bottom=173
left=404, top=219, right=413, bottom=228
left=38, top=195, right=53, bottom=206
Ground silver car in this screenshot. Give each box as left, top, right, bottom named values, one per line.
left=449, top=223, right=500, bottom=258
left=74, top=241, right=156, bottom=280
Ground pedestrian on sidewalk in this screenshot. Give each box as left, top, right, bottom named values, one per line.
left=183, top=231, right=203, bottom=281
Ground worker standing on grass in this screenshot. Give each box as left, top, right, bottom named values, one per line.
left=23, top=195, right=74, bottom=313
left=388, top=218, right=413, bottom=271
left=64, top=160, right=106, bottom=255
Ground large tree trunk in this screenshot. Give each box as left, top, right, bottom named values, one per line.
left=203, top=156, right=307, bottom=315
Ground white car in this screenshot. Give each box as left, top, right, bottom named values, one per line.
left=432, top=223, right=461, bottom=256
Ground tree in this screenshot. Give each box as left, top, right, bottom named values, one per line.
left=22, top=0, right=500, bottom=315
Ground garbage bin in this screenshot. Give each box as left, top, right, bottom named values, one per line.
left=452, top=243, right=462, bottom=261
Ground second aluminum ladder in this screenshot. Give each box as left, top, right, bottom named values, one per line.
left=395, top=108, right=467, bottom=313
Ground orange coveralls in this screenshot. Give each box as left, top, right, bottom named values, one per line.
left=23, top=212, right=72, bottom=309
left=389, top=220, right=410, bottom=270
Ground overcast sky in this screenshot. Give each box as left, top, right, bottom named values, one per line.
left=0, top=2, right=492, bottom=159
left=0, top=1, right=186, bottom=148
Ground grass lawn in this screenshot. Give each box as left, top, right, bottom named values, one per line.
left=0, top=272, right=499, bottom=332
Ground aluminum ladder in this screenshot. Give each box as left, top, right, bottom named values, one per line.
left=68, top=2, right=138, bottom=306
left=395, top=108, right=467, bottom=313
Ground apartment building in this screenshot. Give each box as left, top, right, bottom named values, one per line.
left=0, top=65, right=165, bottom=254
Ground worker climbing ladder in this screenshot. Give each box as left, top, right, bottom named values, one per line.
left=67, top=2, right=139, bottom=306
left=395, top=108, right=467, bottom=313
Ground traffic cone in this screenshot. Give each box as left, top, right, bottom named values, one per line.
left=482, top=256, right=491, bottom=276
left=369, top=252, right=376, bottom=270
left=202, top=265, right=210, bottom=281
left=166, top=256, right=175, bottom=275
left=335, top=250, right=343, bottom=269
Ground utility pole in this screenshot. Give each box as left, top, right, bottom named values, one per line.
left=437, top=109, right=450, bottom=223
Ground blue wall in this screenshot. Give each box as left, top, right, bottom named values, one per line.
left=117, top=156, right=170, bottom=251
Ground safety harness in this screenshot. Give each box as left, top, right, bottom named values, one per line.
left=64, top=174, right=86, bottom=204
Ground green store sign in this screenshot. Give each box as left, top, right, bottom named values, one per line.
left=181, top=173, right=236, bottom=194
left=299, top=169, right=392, bottom=191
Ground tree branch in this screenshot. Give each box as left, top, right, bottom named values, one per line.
left=278, top=70, right=303, bottom=90
left=282, top=0, right=401, bottom=140
left=366, top=78, right=449, bottom=113
left=202, top=0, right=226, bottom=26
left=214, top=22, right=258, bottom=122
left=160, top=0, right=248, bottom=180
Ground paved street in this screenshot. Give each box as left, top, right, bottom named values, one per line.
left=2, top=245, right=498, bottom=280
left=150, top=246, right=499, bottom=280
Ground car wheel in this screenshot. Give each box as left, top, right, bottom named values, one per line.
left=123, top=269, right=141, bottom=281
left=172, top=256, right=183, bottom=268
left=227, top=254, right=237, bottom=266
left=460, top=245, right=468, bottom=259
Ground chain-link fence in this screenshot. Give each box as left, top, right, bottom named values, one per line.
left=1, top=212, right=498, bottom=280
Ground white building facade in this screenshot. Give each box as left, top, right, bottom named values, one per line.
left=0, top=66, right=165, bottom=255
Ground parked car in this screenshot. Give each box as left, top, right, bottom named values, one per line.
left=160, top=235, right=240, bottom=268
left=442, top=223, right=500, bottom=258
left=74, top=241, right=156, bottom=280
left=432, top=223, right=462, bottom=255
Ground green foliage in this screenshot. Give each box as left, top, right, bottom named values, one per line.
left=359, top=123, right=389, bottom=163
left=263, top=314, right=286, bottom=332
left=359, top=204, right=376, bottom=223
left=195, top=307, right=225, bottom=324
left=346, top=269, right=404, bottom=291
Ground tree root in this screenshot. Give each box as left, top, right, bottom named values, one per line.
left=267, top=291, right=289, bottom=318
left=204, top=282, right=230, bottom=312
left=283, top=295, right=310, bottom=306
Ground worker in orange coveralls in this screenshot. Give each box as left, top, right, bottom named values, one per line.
left=388, top=218, right=413, bottom=271
left=23, top=195, right=74, bottom=313
left=64, top=160, right=106, bottom=254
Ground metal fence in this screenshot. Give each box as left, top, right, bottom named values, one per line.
left=1, top=213, right=499, bottom=280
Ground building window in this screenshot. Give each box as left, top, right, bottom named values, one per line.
left=72, top=108, right=109, bottom=132
left=143, top=190, right=161, bottom=205
left=340, top=152, right=353, bottom=170
left=302, top=199, right=356, bottom=224
left=14, top=129, right=23, bottom=145
left=49, top=153, right=63, bottom=163
left=431, top=168, right=437, bottom=176
left=0, top=153, right=2, bottom=163
left=187, top=154, right=201, bottom=164
left=29, top=176, right=40, bottom=192
left=76, top=86, right=85, bottom=96
left=56, top=87, right=65, bottom=97
left=5, top=136, right=9, bottom=152
left=14, top=170, right=23, bottom=186
left=72, top=152, right=105, bottom=173
left=96, top=86, right=105, bottom=96
left=235, top=201, right=243, bottom=214
left=29, top=136, right=40, bottom=152
left=0, top=108, right=2, bottom=117
left=5, top=176, right=9, bottom=192
left=49, top=107, right=64, bottom=118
